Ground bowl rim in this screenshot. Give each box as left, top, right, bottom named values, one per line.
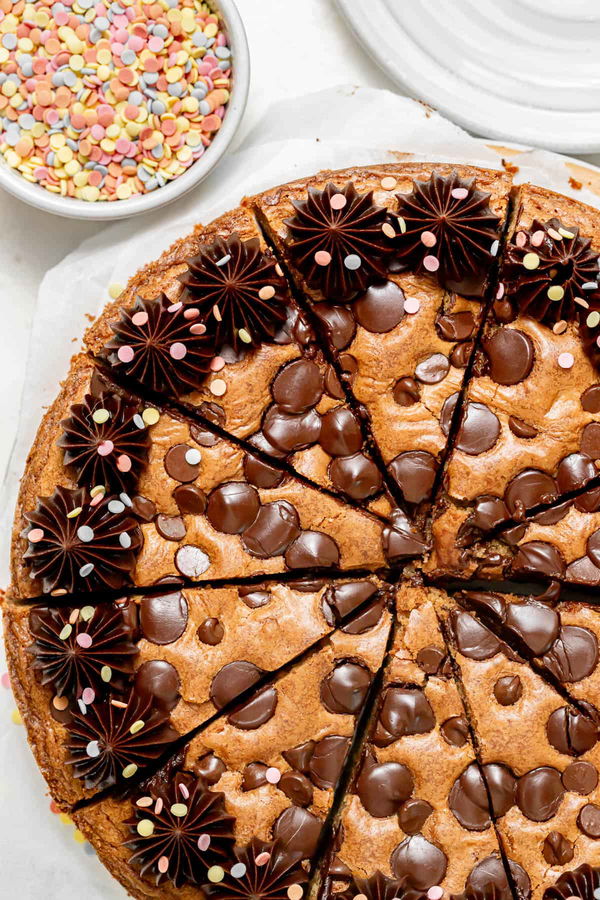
left=0, top=0, right=250, bottom=221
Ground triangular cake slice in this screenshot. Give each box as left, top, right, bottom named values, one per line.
left=83, top=205, right=410, bottom=523
left=441, top=591, right=600, bottom=897
left=321, top=583, right=524, bottom=899
left=427, top=183, right=600, bottom=581
left=4, top=576, right=391, bottom=809
left=71, top=619, right=393, bottom=897
left=11, top=355, right=411, bottom=601
left=251, top=163, right=513, bottom=524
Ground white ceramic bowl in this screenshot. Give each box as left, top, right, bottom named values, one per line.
left=0, top=0, right=250, bottom=220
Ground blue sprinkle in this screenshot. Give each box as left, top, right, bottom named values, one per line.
left=63, top=70, right=77, bottom=87
left=146, top=176, right=158, bottom=191
left=167, top=83, right=183, bottom=97
left=215, top=47, right=231, bottom=59
left=199, top=100, right=211, bottom=115
left=67, top=138, right=79, bottom=151
left=52, top=72, right=65, bottom=86
left=137, top=165, right=150, bottom=182
left=94, top=16, right=109, bottom=29
left=121, top=48, right=136, bottom=65
left=192, top=31, right=208, bottom=47
left=144, top=72, right=159, bottom=85
left=19, top=113, right=35, bottom=129
left=218, top=60, right=229, bottom=71
left=129, top=90, right=143, bottom=105
left=151, top=145, right=163, bottom=159
left=154, top=24, right=168, bottom=38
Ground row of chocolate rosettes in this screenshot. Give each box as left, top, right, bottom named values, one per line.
left=6, top=577, right=600, bottom=898
left=14, top=163, right=600, bottom=599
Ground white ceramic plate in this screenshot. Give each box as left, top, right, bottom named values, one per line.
left=335, top=0, right=600, bottom=154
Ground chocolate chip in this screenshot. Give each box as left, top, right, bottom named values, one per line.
left=242, top=762, right=268, bottom=790
left=390, top=834, right=448, bottom=890
left=243, top=435, right=286, bottom=490
left=353, top=281, right=405, bottom=332
left=581, top=423, right=600, bottom=460
left=578, top=803, right=600, bottom=837
left=562, top=761, right=598, bottom=795
left=329, top=453, right=383, bottom=500
left=197, top=617, right=224, bottom=645
left=279, top=771, right=314, bottom=807
left=587, top=530, right=600, bottom=568
left=582, top=385, right=600, bottom=413
left=451, top=610, right=502, bottom=660
left=206, top=483, right=260, bottom=535
left=455, top=402, right=500, bottom=455
left=239, top=587, right=270, bottom=609
left=283, top=740, right=316, bottom=773
left=440, top=392, right=459, bottom=436
left=356, top=760, right=414, bottom=817
left=383, top=518, right=429, bottom=562
left=389, top=451, right=438, bottom=506
left=319, top=407, right=363, bottom=456
left=398, top=798, right=433, bottom=835
left=512, top=541, right=566, bottom=579
left=155, top=514, right=186, bottom=541
left=131, top=495, right=157, bottom=521
left=415, top=353, right=450, bottom=385
left=173, top=484, right=207, bottom=515
left=505, top=598, right=560, bottom=655
left=285, top=531, right=340, bottom=569
left=228, top=684, right=278, bottom=730
left=449, top=763, right=493, bottom=830
left=441, top=715, right=470, bottom=747
left=321, top=581, right=378, bottom=625
left=436, top=310, right=476, bottom=341
left=579, top=487, right=600, bottom=515
left=190, top=403, right=225, bottom=445
left=378, top=686, right=435, bottom=739
left=272, top=359, right=324, bottom=413
left=273, top=806, right=321, bottom=858
left=483, top=328, right=534, bottom=385
left=262, top=405, right=321, bottom=453
left=308, top=735, right=350, bottom=790
left=516, top=766, right=564, bottom=821
left=466, top=856, right=527, bottom=900
left=504, top=469, right=558, bottom=518
left=557, top=452, right=597, bottom=493
left=416, top=645, right=447, bottom=675
left=470, top=496, right=510, bottom=533
left=450, top=341, right=473, bottom=369
left=134, top=659, right=180, bottom=713
left=164, top=443, right=201, bottom=482
left=508, top=416, right=538, bottom=439
left=140, top=591, right=188, bottom=644
left=393, top=377, right=420, bottom=407
left=340, top=596, right=385, bottom=634
left=210, top=660, right=264, bottom=709
left=542, top=831, right=574, bottom=865
left=543, top=626, right=599, bottom=683
left=315, top=304, right=356, bottom=350
left=494, top=675, right=523, bottom=706
left=320, top=661, right=371, bottom=714
left=546, top=705, right=600, bottom=756
left=242, top=500, right=301, bottom=558
left=190, top=753, right=225, bottom=790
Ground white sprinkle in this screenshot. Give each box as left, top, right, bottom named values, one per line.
left=77, top=525, right=94, bottom=543
left=231, top=863, right=247, bottom=879
left=120, top=533, right=132, bottom=549
left=77, top=699, right=87, bottom=715
left=343, top=254, right=362, bottom=271
left=108, top=500, right=125, bottom=514
left=490, top=240, right=499, bottom=257
left=120, top=493, right=133, bottom=507
left=79, top=563, right=94, bottom=577
left=86, top=740, right=100, bottom=758
left=216, top=254, right=231, bottom=267
left=185, top=448, right=201, bottom=466
left=583, top=282, right=598, bottom=291
left=133, top=414, right=145, bottom=429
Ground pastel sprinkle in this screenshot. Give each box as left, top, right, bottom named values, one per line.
left=288, top=886, right=304, bottom=900
left=329, top=193, right=347, bottom=210
left=531, top=230, right=545, bottom=247
left=553, top=320, right=568, bottom=335
left=11, top=709, right=22, bottom=725
left=210, top=356, right=225, bottom=372
left=73, top=830, right=86, bottom=845
left=547, top=286, right=564, bottom=302
left=117, top=454, right=132, bottom=472
left=53, top=695, right=69, bottom=711
left=59, top=624, right=72, bottom=641
left=344, top=254, right=362, bottom=270
left=136, top=797, right=153, bottom=808
left=404, top=297, right=421, bottom=314
left=380, top=176, right=397, bottom=190
left=559, top=227, right=575, bottom=239
left=185, top=448, right=201, bottom=466
left=137, top=819, right=154, bottom=837
left=77, top=633, right=93, bottom=650
left=588, top=311, right=600, bottom=328
left=265, top=766, right=281, bottom=784
left=123, top=763, right=138, bottom=779
left=86, top=740, right=100, bottom=758
left=197, top=834, right=211, bottom=851
left=259, top=286, right=276, bottom=300
left=118, top=346, right=135, bottom=364
left=170, top=803, right=188, bottom=817
left=80, top=606, right=95, bottom=622
left=238, top=328, right=252, bottom=344
left=451, top=187, right=468, bottom=200
left=130, top=720, right=145, bottom=735
left=231, top=863, right=247, bottom=878
left=158, top=857, right=169, bottom=874
left=423, top=255, right=439, bottom=272
left=428, top=888, right=444, bottom=900
left=109, top=284, right=124, bottom=300
left=255, top=852, right=271, bottom=867
left=92, top=409, right=110, bottom=424
left=142, top=408, right=160, bottom=426
left=210, top=378, right=227, bottom=396
left=523, top=252, right=540, bottom=270
left=208, top=866, right=225, bottom=884
left=28, top=528, right=44, bottom=543
left=558, top=352, right=574, bottom=369
left=420, top=230, right=437, bottom=248
left=101, top=666, right=112, bottom=683
left=131, top=312, right=149, bottom=327
left=77, top=525, right=95, bottom=543
left=382, top=223, right=396, bottom=239
left=314, top=250, right=332, bottom=267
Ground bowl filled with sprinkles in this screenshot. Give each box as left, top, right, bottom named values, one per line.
left=0, top=0, right=249, bottom=218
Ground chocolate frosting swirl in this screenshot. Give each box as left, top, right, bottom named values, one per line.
left=502, top=218, right=600, bottom=325
left=22, top=485, right=142, bottom=594
left=104, top=294, right=214, bottom=396
left=336, top=870, right=427, bottom=900
left=27, top=602, right=138, bottom=698
left=203, top=838, right=307, bottom=900
left=66, top=688, right=179, bottom=790
left=394, top=171, right=500, bottom=294
left=58, top=391, right=150, bottom=492
left=284, top=182, right=390, bottom=300
left=126, top=770, right=235, bottom=887
left=543, top=864, right=600, bottom=900
left=179, top=234, right=289, bottom=353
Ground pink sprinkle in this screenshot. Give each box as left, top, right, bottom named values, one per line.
left=170, top=342, right=187, bottom=360
left=210, top=356, right=225, bottom=372
left=255, top=852, right=271, bottom=867
left=116, top=138, right=130, bottom=154
left=28, top=528, right=45, bottom=543
left=329, top=193, right=347, bottom=210
left=423, top=255, right=440, bottom=273
left=183, top=307, right=200, bottom=320
left=265, top=767, right=281, bottom=784
left=515, top=231, right=527, bottom=248
left=132, top=311, right=149, bottom=327
left=531, top=230, right=545, bottom=247
left=404, top=297, right=421, bottom=315
left=168, top=301, right=182, bottom=313
left=55, top=10, right=69, bottom=24
left=428, top=888, right=443, bottom=900
left=117, top=346, right=135, bottom=364
left=451, top=187, right=468, bottom=200
left=148, top=35, right=164, bottom=52
left=420, top=230, right=437, bottom=248
left=496, top=283, right=505, bottom=300
left=46, top=109, right=59, bottom=126
left=97, top=439, right=114, bottom=456
left=558, top=352, right=574, bottom=369
left=90, top=124, right=105, bottom=141
left=179, top=783, right=190, bottom=800
left=197, top=834, right=211, bottom=851
left=81, top=687, right=95, bottom=705
left=158, top=857, right=169, bottom=874
left=76, top=633, right=93, bottom=649
left=190, top=322, right=207, bottom=335
left=117, top=454, right=132, bottom=472
left=314, top=250, right=332, bottom=267
left=2, top=672, right=11, bottom=690
left=128, top=35, right=144, bottom=52
left=154, top=797, right=163, bottom=815
left=90, top=493, right=104, bottom=507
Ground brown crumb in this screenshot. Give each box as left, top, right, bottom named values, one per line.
left=501, top=158, right=520, bottom=175
left=569, top=176, right=583, bottom=190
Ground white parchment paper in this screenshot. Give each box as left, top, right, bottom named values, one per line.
left=2, top=85, right=600, bottom=898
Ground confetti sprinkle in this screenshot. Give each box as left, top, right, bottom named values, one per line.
left=404, top=297, right=421, bottom=315
left=423, top=255, right=439, bottom=273
left=208, top=865, right=225, bottom=883
left=142, top=407, right=160, bottom=426
left=1, top=672, right=10, bottom=690
left=558, top=352, right=575, bottom=369
left=523, top=252, right=540, bottom=270
left=123, top=763, right=138, bottom=778
left=210, top=378, right=227, bottom=396
left=428, top=888, right=444, bottom=900
left=11, top=708, right=23, bottom=725
left=380, top=176, right=397, bottom=190
left=137, top=819, right=154, bottom=837
left=197, top=833, right=211, bottom=851
left=314, top=250, right=332, bottom=267
left=288, top=886, right=303, bottom=900
left=231, top=863, right=247, bottom=878
left=0, top=2, right=232, bottom=202
left=329, top=192, right=347, bottom=210
left=255, top=852, right=271, bottom=867
left=265, top=766, right=281, bottom=784
left=170, top=803, right=188, bottom=817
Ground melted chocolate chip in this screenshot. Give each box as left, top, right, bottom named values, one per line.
left=140, top=591, right=188, bottom=644
left=546, top=705, right=600, bottom=756
left=390, top=834, right=448, bottom=891
left=320, top=661, right=371, bottom=715
left=262, top=406, right=321, bottom=453
left=563, top=761, right=598, bottom=795
left=415, top=353, right=450, bottom=385
left=356, top=760, right=414, bottom=817
left=308, top=735, right=350, bottom=790
left=450, top=341, right=474, bottom=369
left=196, top=752, right=226, bottom=785
left=134, top=659, right=180, bottom=713
left=243, top=445, right=286, bottom=490
left=189, top=405, right=224, bottom=447
left=516, top=766, right=564, bottom=821
left=319, top=407, right=363, bottom=456
left=542, top=831, right=574, bottom=866
left=242, top=500, right=301, bottom=558
left=389, top=451, right=438, bottom=506
left=578, top=803, right=600, bottom=838
left=279, top=771, right=314, bottom=807
left=353, top=281, right=405, bottom=332
left=321, top=581, right=378, bottom=625
left=543, top=626, right=599, bottom=683
left=440, top=392, right=459, bottom=436
left=197, top=617, right=224, bottom=645
left=494, top=675, right=523, bottom=706
left=466, top=856, right=528, bottom=900
left=206, top=483, right=260, bottom=535
left=455, top=402, right=500, bottom=455
left=587, top=531, right=600, bottom=568
left=283, top=740, right=316, bottom=773
left=504, top=598, right=560, bottom=655
left=228, top=684, right=278, bottom=730
left=451, top=610, right=502, bottom=660
left=416, top=645, right=447, bottom=675
left=273, top=806, right=322, bottom=858
left=449, top=764, right=493, bottom=831
left=398, top=798, right=433, bottom=835
left=436, top=310, right=476, bottom=341
left=272, top=359, right=324, bottom=413
left=581, top=423, right=600, bottom=459
left=483, top=328, right=535, bottom=385
left=582, top=385, right=600, bottom=413
left=441, top=715, right=470, bottom=747
left=284, top=531, right=340, bottom=569
left=131, top=495, right=156, bottom=522
left=329, top=453, right=383, bottom=500
left=242, top=762, right=268, bottom=790
left=378, top=687, right=435, bottom=740
left=393, top=377, right=420, bottom=407
left=164, top=443, right=201, bottom=482
left=508, top=416, right=538, bottom=439
left=512, top=542, right=566, bottom=579
left=315, top=304, right=356, bottom=350
left=155, top=514, right=186, bottom=541
left=173, top=484, right=207, bottom=515
left=469, top=496, right=510, bottom=534
left=504, top=470, right=558, bottom=518
left=557, top=452, right=597, bottom=494
left=210, top=660, right=264, bottom=709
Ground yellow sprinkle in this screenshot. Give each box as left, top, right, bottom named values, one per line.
left=238, top=328, right=252, bottom=344
left=142, top=407, right=160, bottom=426
left=170, top=803, right=188, bottom=817
left=559, top=227, right=575, bottom=239
left=522, top=252, right=540, bottom=270
left=397, top=216, right=407, bottom=234
left=547, top=285, right=564, bottom=302
left=11, top=708, right=22, bottom=726
left=129, top=720, right=145, bottom=735
left=73, top=829, right=86, bottom=844
left=66, top=506, right=82, bottom=519
left=122, top=763, right=138, bottom=779
left=588, top=311, right=600, bottom=329
left=59, top=813, right=73, bottom=826
left=109, top=283, right=124, bottom=299
left=210, top=378, right=227, bottom=397
left=101, top=665, right=112, bottom=682
left=137, top=819, right=155, bottom=837
left=90, top=485, right=105, bottom=498
left=207, top=866, right=225, bottom=883
left=205, top=22, right=218, bottom=38
left=81, top=185, right=100, bottom=202
left=97, top=48, right=111, bottom=65
left=92, top=408, right=110, bottom=424
left=116, top=182, right=132, bottom=200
